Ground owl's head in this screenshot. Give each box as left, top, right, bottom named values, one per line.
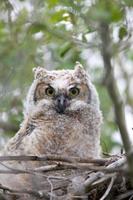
left=25, top=62, right=100, bottom=116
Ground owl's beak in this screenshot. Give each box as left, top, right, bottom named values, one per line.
left=55, top=94, right=69, bottom=114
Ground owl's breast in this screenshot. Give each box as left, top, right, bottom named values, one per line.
left=32, top=113, right=84, bottom=156
left=20, top=106, right=101, bottom=158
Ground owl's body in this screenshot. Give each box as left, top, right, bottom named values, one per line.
left=5, top=63, right=102, bottom=158
left=6, top=101, right=101, bottom=158
left=0, top=63, right=102, bottom=199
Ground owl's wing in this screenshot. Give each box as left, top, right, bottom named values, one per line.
left=3, top=118, right=36, bottom=153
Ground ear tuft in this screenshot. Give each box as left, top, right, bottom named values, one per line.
left=74, top=61, right=86, bottom=77
left=32, top=66, right=47, bottom=79
left=75, top=61, right=84, bottom=70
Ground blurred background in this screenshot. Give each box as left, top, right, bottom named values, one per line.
left=0, top=0, right=133, bottom=154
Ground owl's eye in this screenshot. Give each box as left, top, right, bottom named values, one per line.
left=45, top=87, right=55, bottom=97
left=69, top=87, right=79, bottom=97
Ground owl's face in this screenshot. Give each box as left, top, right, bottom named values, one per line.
left=26, top=63, right=92, bottom=115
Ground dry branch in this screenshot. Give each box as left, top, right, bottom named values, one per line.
left=99, top=176, right=115, bottom=200
left=0, top=154, right=130, bottom=199
left=0, top=184, right=49, bottom=199
left=0, top=154, right=107, bottom=164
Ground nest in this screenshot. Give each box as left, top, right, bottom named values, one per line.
left=0, top=154, right=132, bottom=200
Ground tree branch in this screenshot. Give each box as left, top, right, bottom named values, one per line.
left=99, top=21, right=133, bottom=185
left=0, top=154, right=107, bottom=164
left=99, top=176, right=115, bottom=200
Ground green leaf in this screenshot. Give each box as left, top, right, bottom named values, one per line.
left=59, top=42, right=71, bottom=57
left=28, top=23, right=46, bottom=34
left=119, top=26, right=128, bottom=40
left=124, top=0, right=133, bottom=7
left=88, top=1, right=123, bottom=23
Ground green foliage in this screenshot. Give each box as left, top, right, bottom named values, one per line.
left=87, top=0, right=124, bottom=23
left=124, top=0, right=133, bottom=7
left=0, top=0, right=132, bottom=153
left=119, top=26, right=128, bottom=40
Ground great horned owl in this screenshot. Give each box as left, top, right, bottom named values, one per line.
left=0, top=62, right=102, bottom=199
left=5, top=62, right=102, bottom=158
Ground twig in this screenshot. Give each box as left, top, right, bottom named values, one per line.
left=0, top=161, right=36, bottom=175
left=115, top=190, right=133, bottom=200
left=58, top=159, right=126, bottom=173
left=91, top=173, right=116, bottom=188
left=106, top=157, right=126, bottom=170
left=99, top=176, right=115, bottom=200
left=0, top=184, right=49, bottom=199
left=71, top=155, right=126, bottom=198
left=0, top=163, right=68, bottom=181
left=47, top=177, right=54, bottom=200
left=0, top=161, right=126, bottom=175
left=129, top=195, right=133, bottom=200
left=0, top=155, right=126, bottom=175
left=78, top=157, right=126, bottom=188
left=57, top=162, right=104, bottom=170
left=34, top=164, right=60, bottom=172
left=0, top=155, right=107, bottom=164
left=84, top=172, right=104, bottom=187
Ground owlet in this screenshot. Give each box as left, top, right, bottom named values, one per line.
left=0, top=62, right=102, bottom=198
left=5, top=62, right=102, bottom=158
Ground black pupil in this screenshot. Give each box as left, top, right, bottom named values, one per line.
left=46, top=87, right=54, bottom=96
left=48, top=89, right=53, bottom=94
left=70, top=88, right=79, bottom=95
left=72, top=89, right=77, bottom=94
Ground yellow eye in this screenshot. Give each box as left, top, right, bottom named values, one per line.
left=69, top=87, right=79, bottom=97
left=45, top=87, right=55, bottom=97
